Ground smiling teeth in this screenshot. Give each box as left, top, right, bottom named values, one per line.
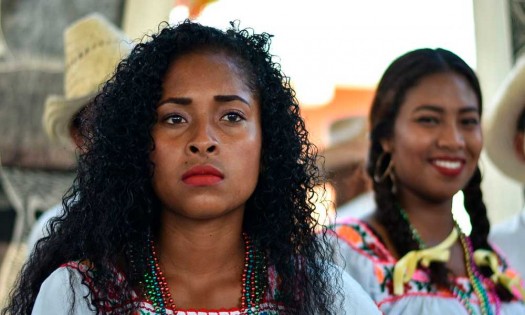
left=434, top=160, right=461, bottom=169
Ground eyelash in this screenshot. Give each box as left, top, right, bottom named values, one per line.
left=461, top=118, right=479, bottom=126
left=164, top=114, right=187, bottom=125
left=162, top=111, right=246, bottom=125
left=415, top=116, right=479, bottom=126
left=220, top=111, right=246, bottom=122
left=416, top=116, right=439, bottom=124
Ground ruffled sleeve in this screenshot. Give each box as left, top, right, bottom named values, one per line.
left=330, top=218, right=395, bottom=303
left=32, top=266, right=96, bottom=315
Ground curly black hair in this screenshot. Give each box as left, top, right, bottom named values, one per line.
left=3, top=20, right=339, bottom=314
left=367, top=48, right=511, bottom=300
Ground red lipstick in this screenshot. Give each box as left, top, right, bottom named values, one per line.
left=182, top=165, right=224, bottom=186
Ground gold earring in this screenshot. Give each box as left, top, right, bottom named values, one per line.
left=373, top=151, right=394, bottom=183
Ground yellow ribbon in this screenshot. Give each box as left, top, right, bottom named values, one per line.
left=474, top=249, right=525, bottom=301
left=393, top=228, right=458, bottom=295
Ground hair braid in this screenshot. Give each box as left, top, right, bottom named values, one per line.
left=364, top=47, right=518, bottom=300
left=368, top=139, right=451, bottom=288
left=462, top=167, right=513, bottom=300
left=368, top=142, right=418, bottom=256
left=462, top=167, right=490, bottom=250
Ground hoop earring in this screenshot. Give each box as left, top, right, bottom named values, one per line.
left=373, top=151, right=394, bottom=183
left=389, top=170, right=397, bottom=195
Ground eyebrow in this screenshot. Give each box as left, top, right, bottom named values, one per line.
left=214, top=95, right=250, bottom=105
left=413, top=104, right=479, bottom=114
left=157, top=95, right=250, bottom=107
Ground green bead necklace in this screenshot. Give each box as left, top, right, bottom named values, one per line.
left=397, top=205, right=426, bottom=248
left=397, top=205, right=495, bottom=315
left=456, top=229, right=496, bottom=315
left=142, top=233, right=268, bottom=315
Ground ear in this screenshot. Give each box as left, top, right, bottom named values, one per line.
left=380, top=137, right=394, bottom=153
left=514, top=132, right=525, bottom=162
left=69, top=125, right=84, bottom=149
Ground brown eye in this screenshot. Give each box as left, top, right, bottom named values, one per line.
left=165, top=115, right=187, bottom=124
left=221, top=112, right=245, bottom=123
left=416, top=116, right=439, bottom=125
left=461, top=118, right=479, bottom=126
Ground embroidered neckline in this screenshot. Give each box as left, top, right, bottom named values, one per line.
left=141, top=233, right=268, bottom=314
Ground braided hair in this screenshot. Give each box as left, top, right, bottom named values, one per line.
left=368, top=48, right=510, bottom=299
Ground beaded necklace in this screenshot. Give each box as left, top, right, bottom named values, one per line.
left=397, top=206, right=495, bottom=315
left=456, top=230, right=497, bottom=315
left=398, top=205, right=426, bottom=248
left=142, top=233, right=268, bottom=315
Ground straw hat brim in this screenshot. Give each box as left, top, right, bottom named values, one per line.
left=320, top=117, right=369, bottom=171
left=484, top=56, right=525, bottom=183
left=42, top=92, right=96, bottom=147
left=321, top=137, right=369, bottom=171
left=41, top=13, right=132, bottom=148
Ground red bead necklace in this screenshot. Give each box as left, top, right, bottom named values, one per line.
left=143, top=233, right=267, bottom=314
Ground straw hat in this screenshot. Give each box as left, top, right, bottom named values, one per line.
left=321, top=116, right=369, bottom=171
left=484, top=54, right=525, bottom=183
left=43, top=13, right=133, bottom=146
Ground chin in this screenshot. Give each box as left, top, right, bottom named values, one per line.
left=426, top=190, right=461, bottom=203
left=175, top=204, right=244, bottom=220
left=413, top=184, right=455, bottom=202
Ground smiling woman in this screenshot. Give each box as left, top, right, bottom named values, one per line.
left=329, top=48, right=525, bottom=314
left=3, top=21, right=380, bottom=315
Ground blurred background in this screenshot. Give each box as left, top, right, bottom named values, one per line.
left=0, top=0, right=523, bottom=301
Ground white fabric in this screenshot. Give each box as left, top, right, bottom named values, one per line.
left=32, top=264, right=380, bottom=314
left=490, top=208, right=525, bottom=277
left=334, top=235, right=525, bottom=314
left=27, top=203, right=63, bottom=252
left=378, top=294, right=525, bottom=315
left=334, top=264, right=381, bottom=314
left=32, top=265, right=94, bottom=314
left=330, top=218, right=525, bottom=315
left=336, top=191, right=375, bottom=220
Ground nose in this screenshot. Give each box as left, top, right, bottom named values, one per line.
left=437, top=123, right=465, bottom=150
left=187, top=121, right=218, bottom=155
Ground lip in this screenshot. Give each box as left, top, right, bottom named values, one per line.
left=430, top=157, right=466, bottom=177
left=182, top=165, right=224, bottom=186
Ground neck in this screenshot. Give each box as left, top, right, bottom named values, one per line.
left=157, top=210, right=245, bottom=277
left=398, top=191, right=455, bottom=247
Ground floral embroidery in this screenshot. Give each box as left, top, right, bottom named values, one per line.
left=63, top=262, right=290, bottom=314
left=330, top=217, right=524, bottom=309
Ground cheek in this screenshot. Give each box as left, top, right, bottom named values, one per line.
left=238, top=139, right=261, bottom=173
left=242, top=123, right=262, bottom=165
left=151, top=133, right=181, bottom=163
left=392, top=135, right=425, bottom=161
left=149, top=152, right=165, bottom=191
left=232, top=138, right=261, bottom=189
left=468, top=132, right=483, bottom=160
left=390, top=137, right=430, bottom=182
left=149, top=142, right=181, bottom=187
left=149, top=147, right=165, bottom=178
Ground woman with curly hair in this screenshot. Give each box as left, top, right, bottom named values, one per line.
left=330, top=48, right=525, bottom=314
left=3, top=21, right=379, bottom=315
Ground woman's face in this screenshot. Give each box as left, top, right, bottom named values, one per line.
left=381, top=72, right=482, bottom=203
left=150, top=51, right=262, bottom=220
